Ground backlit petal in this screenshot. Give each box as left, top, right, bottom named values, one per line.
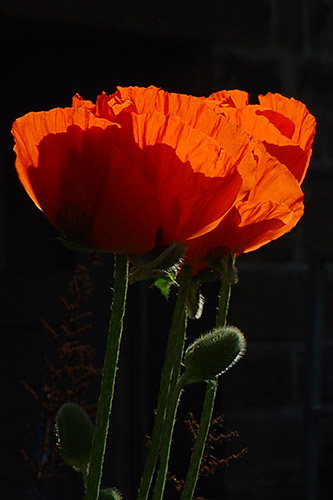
left=12, top=86, right=315, bottom=260
left=12, top=107, right=162, bottom=254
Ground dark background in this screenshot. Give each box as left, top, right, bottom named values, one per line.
left=1, top=1, right=333, bottom=499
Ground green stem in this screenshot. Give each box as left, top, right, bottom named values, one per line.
left=181, top=258, right=234, bottom=500
left=152, top=373, right=189, bottom=500
left=180, top=379, right=217, bottom=500
left=216, top=266, right=232, bottom=329
left=136, top=265, right=192, bottom=500
left=84, top=253, right=129, bottom=500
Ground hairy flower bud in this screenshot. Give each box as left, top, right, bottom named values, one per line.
left=99, top=487, right=123, bottom=500
left=55, top=402, right=93, bottom=470
left=184, top=326, right=246, bottom=383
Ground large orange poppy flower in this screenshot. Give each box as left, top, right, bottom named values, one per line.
left=77, top=86, right=315, bottom=262
left=12, top=86, right=315, bottom=261
left=12, top=88, right=255, bottom=255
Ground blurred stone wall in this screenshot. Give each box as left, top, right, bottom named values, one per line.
left=1, top=1, right=332, bottom=499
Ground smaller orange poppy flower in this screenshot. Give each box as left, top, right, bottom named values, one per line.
left=184, top=89, right=316, bottom=263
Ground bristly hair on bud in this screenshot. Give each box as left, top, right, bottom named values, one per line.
left=99, top=487, right=123, bottom=500
left=55, top=402, right=93, bottom=470
left=183, top=326, right=246, bottom=383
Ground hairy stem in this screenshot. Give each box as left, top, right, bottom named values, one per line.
left=84, top=253, right=129, bottom=500
left=152, top=373, right=189, bottom=500
left=181, top=261, right=233, bottom=500
left=137, top=265, right=192, bottom=500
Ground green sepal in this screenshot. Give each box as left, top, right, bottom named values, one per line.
left=55, top=402, right=93, bottom=470
left=129, top=241, right=187, bottom=286
left=57, top=235, right=94, bottom=253
left=207, top=253, right=238, bottom=285
left=186, top=279, right=205, bottom=319
left=192, top=267, right=221, bottom=284
left=184, top=326, right=246, bottom=383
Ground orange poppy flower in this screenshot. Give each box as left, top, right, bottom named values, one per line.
left=79, top=86, right=315, bottom=262
left=183, top=89, right=316, bottom=262
left=12, top=86, right=315, bottom=261
left=12, top=88, right=258, bottom=255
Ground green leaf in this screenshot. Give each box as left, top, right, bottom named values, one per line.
left=154, top=269, right=178, bottom=299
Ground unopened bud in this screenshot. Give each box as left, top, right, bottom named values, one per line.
left=55, top=402, right=93, bottom=470
left=184, top=326, right=246, bottom=383
left=99, top=488, right=123, bottom=500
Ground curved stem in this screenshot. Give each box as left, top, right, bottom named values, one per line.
left=84, top=253, right=129, bottom=500
left=136, top=265, right=192, bottom=500
left=181, top=258, right=234, bottom=500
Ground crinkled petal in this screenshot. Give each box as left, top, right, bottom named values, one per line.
left=72, top=94, right=96, bottom=112
left=12, top=107, right=162, bottom=254
left=185, top=149, right=304, bottom=263
left=113, top=110, right=245, bottom=243
left=218, top=101, right=315, bottom=183
left=185, top=196, right=303, bottom=263
left=258, top=93, right=316, bottom=151
left=108, top=87, right=258, bottom=194
left=13, top=107, right=108, bottom=210
left=207, top=89, right=249, bottom=108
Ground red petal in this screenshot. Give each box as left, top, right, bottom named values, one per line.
left=12, top=107, right=162, bottom=254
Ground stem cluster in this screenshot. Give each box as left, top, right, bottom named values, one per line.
left=81, top=254, right=236, bottom=500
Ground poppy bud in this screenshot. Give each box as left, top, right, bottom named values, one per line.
left=184, top=326, right=246, bottom=383
left=55, top=402, right=93, bottom=470
left=99, top=487, right=123, bottom=500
